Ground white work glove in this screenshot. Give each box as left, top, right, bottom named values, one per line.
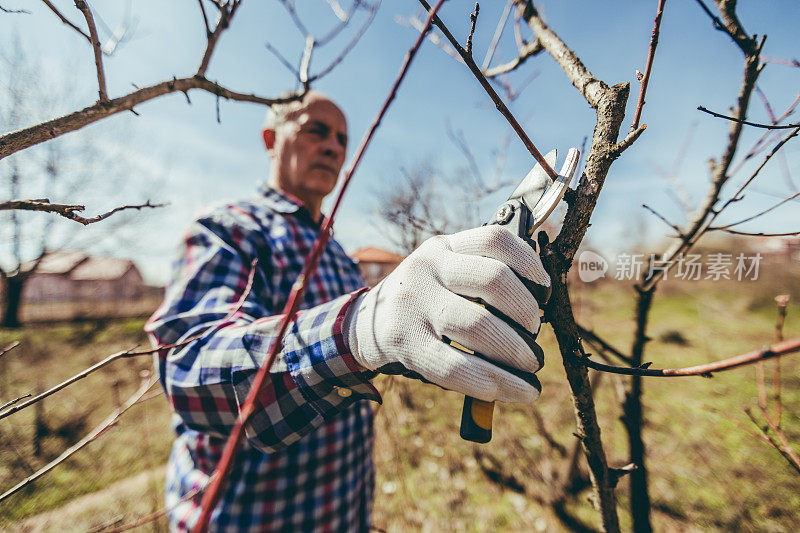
left=347, top=225, right=550, bottom=403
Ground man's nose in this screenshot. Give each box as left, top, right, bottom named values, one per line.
left=320, top=135, right=344, bottom=159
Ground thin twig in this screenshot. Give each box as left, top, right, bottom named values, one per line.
left=483, top=39, right=542, bottom=78
left=744, top=407, right=800, bottom=475
left=697, top=106, right=799, bottom=129
left=0, top=341, right=19, bottom=359
left=466, top=3, right=479, bottom=56
left=0, top=4, right=29, bottom=13
left=102, top=486, right=204, bottom=533
left=299, top=36, right=314, bottom=85
left=0, top=199, right=166, bottom=225
left=641, top=203, right=682, bottom=236
left=719, top=229, right=800, bottom=237
left=417, top=0, right=558, bottom=181
left=197, top=0, right=211, bottom=36
left=578, top=337, right=800, bottom=377
left=74, top=0, right=108, bottom=102
left=0, top=393, right=30, bottom=411
left=481, top=0, right=512, bottom=70
left=630, top=0, right=666, bottom=132
left=197, top=0, right=241, bottom=77
left=773, top=295, right=788, bottom=426
left=307, top=1, right=379, bottom=83
left=577, top=325, right=634, bottom=365
left=41, top=0, right=91, bottom=42
left=0, top=375, right=158, bottom=503
left=710, top=190, right=800, bottom=230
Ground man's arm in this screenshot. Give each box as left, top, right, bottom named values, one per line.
left=146, top=205, right=380, bottom=453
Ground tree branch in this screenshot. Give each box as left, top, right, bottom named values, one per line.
left=74, top=0, right=108, bottom=102
left=417, top=0, right=558, bottom=181
left=578, top=337, right=800, bottom=377
left=710, top=190, right=800, bottom=230
left=197, top=0, right=241, bottom=77
left=0, top=77, right=305, bottom=161
left=0, top=199, right=165, bottom=225
left=697, top=105, right=799, bottom=129
left=630, top=0, right=666, bottom=132
left=41, top=0, right=90, bottom=42
left=0, top=374, right=158, bottom=504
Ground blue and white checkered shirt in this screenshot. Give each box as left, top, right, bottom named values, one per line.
left=146, top=185, right=381, bottom=532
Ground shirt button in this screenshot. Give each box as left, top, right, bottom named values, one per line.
left=336, top=387, right=352, bottom=398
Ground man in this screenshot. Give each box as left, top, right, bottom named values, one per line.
left=146, top=91, right=549, bottom=531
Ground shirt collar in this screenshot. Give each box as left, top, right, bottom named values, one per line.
left=256, top=182, right=324, bottom=227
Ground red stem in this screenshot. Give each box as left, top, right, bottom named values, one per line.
left=630, top=0, right=666, bottom=132
left=191, top=1, right=448, bottom=530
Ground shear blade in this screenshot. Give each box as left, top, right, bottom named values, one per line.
left=508, top=149, right=558, bottom=210
left=529, top=147, right=580, bottom=233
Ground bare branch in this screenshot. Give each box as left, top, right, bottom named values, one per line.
left=578, top=337, right=800, bottom=377
left=744, top=407, right=800, bottom=475
left=577, top=325, right=634, bottom=365
left=102, top=486, right=204, bottom=533
left=197, top=0, right=211, bottom=36
left=0, top=4, right=29, bottom=14
left=483, top=39, right=543, bottom=78
left=417, top=0, right=559, bottom=181
left=0, top=77, right=306, bottom=161
left=465, top=3, right=478, bottom=56
left=697, top=105, right=799, bottom=129
left=41, top=0, right=91, bottom=42
left=0, top=374, right=158, bottom=504
left=0, top=393, right=30, bottom=411
left=299, top=36, right=314, bottom=85
left=630, top=0, right=666, bottom=132
left=760, top=55, right=800, bottom=68
left=0, top=341, right=20, bottom=359
left=197, top=0, right=242, bottom=77
left=481, top=0, right=512, bottom=70
left=612, top=123, right=647, bottom=156
left=718, top=228, right=800, bottom=237
left=308, top=1, right=379, bottom=83
left=0, top=199, right=165, bottom=225
left=74, top=0, right=108, bottom=102
left=710, top=190, right=800, bottom=230
left=641, top=203, right=683, bottom=236
left=265, top=42, right=301, bottom=78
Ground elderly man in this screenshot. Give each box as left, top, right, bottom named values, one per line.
left=146, top=91, right=549, bottom=531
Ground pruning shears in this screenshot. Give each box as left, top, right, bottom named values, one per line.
left=456, top=147, right=580, bottom=443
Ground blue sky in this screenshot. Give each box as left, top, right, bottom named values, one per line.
left=1, top=1, right=798, bottom=284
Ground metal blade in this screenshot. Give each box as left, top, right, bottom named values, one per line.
left=508, top=149, right=558, bottom=211
left=529, top=147, right=580, bottom=234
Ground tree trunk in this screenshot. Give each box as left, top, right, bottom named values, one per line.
left=623, top=288, right=655, bottom=533
left=2, top=275, right=24, bottom=329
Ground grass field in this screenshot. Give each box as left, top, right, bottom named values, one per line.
left=0, top=274, right=799, bottom=532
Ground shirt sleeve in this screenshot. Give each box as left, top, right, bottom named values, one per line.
left=145, top=205, right=381, bottom=453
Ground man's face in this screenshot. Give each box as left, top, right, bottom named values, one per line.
left=266, top=99, right=348, bottom=206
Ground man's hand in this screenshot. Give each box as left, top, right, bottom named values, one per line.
left=347, top=225, right=550, bottom=403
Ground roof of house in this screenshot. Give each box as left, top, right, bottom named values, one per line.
left=70, top=257, right=135, bottom=281
left=25, top=251, right=139, bottom=281
left=34, top=251, right=88, bottom=274
left=350, top=247, right=405, bottom=264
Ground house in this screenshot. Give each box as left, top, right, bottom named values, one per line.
left=350, top=247, right=405, bottom=287
left=22, top=251, right=145, bottom=303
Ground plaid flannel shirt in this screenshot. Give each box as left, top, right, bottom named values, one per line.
left=146, top=185, right=382, bottom=532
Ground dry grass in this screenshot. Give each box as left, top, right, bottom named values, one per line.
left=0, top=273, right=799, bottom=531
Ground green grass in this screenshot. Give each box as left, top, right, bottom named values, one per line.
left=1, top=275, right=799, bottom=531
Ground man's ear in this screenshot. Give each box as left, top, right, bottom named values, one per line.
left=262, top=128, right=276, bottom=151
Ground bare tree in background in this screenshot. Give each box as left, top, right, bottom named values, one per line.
left=0, top=40, right=159, bottom=327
